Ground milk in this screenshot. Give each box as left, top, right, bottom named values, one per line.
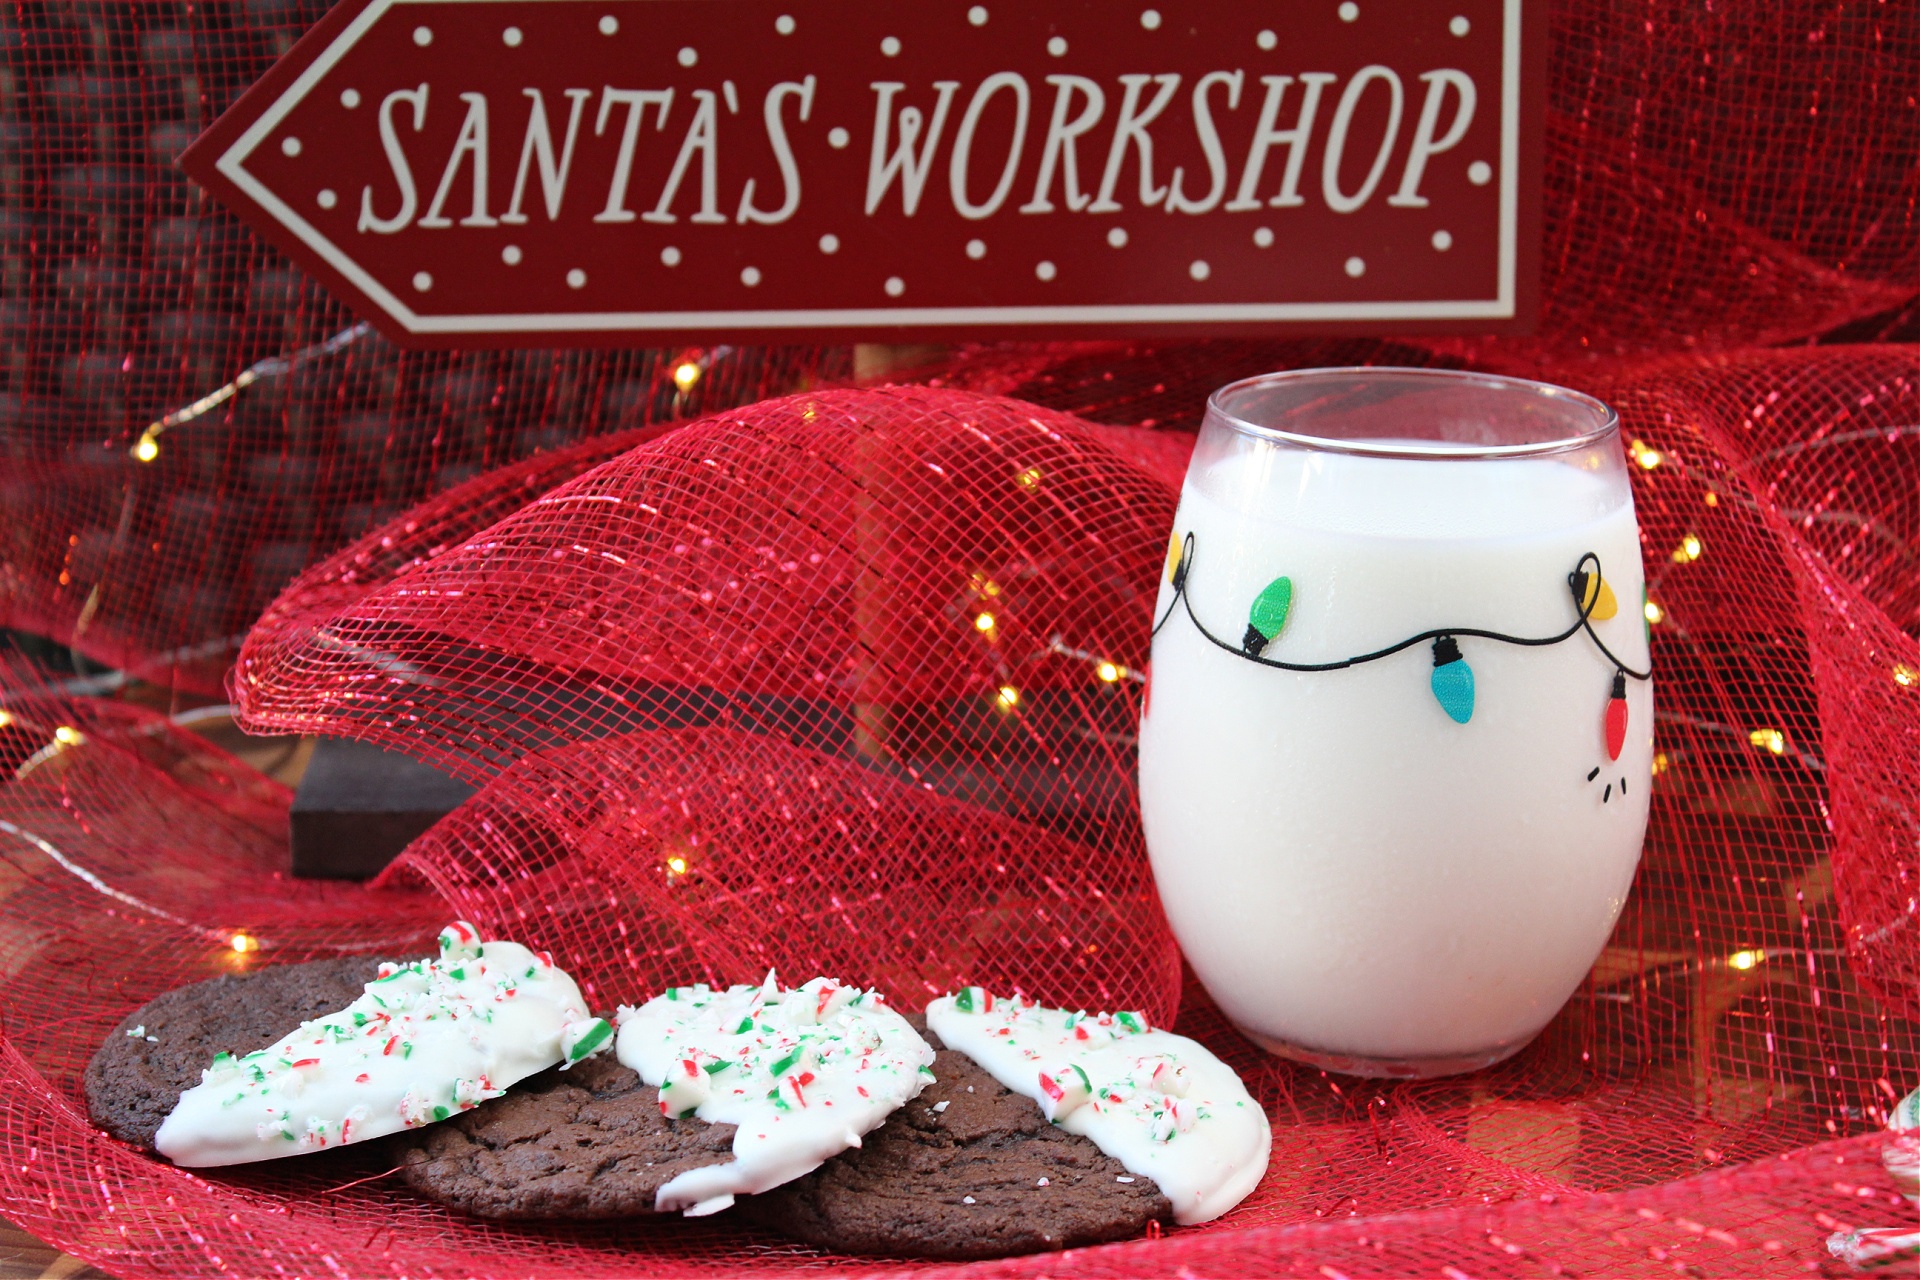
left=1138, top=444, right=1652, bottom=1072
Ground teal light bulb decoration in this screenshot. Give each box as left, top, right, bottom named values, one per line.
left=1430, top=636, right=1475, bottom=724
left=1242, top=576, right=1294, bottom=656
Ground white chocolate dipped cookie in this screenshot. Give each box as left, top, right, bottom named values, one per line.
left=927, top=989, right=1270, bottom=1224
left=614, top=973, right=934, bottom=1216
left=154, top=922, right=610, bottom=1167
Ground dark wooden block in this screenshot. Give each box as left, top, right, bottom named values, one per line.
left=290, top=738, right=477, bottom=879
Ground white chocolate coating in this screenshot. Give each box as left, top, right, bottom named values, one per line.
left=927, top=990, right=1270, bottom=1224
left=614, top=974, right=934, bottom=1216
left=154, top=922, right=602, bottom=1167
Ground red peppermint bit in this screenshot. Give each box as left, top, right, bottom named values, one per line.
left=816, top=984, right=838, bottom=1017
left=1074, top=1025, right=1090, bottom=1041
left=983, top=991, right=995, bottom=1012
left=291, top=1059, right=320, bottom=1068
left=857, top=1085, right=870, bottom=1098
left=1039, top=1073, right=1065, bottom=1103
left=537, top=950, right=554, bottom=968
left=658, top=1097, right=672, bottom=1117
left=355, top=1073, right=370, bottom=1084
left=788, top=1073, right=814, bottom=1107
left=339, top=1118, right=351, bottom=1142
left=1107, top=1092, right=1123, bottom=1104
left=382, top=1036, right=399, bottom=1056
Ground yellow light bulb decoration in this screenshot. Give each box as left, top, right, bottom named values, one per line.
left=1570, top=570, right=1619, bottom=621
left=672, top=361, right=702, bottom=392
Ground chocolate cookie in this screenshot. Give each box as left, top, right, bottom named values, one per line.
left=84, top=956, right=387, bottom=1150
left=391, top=1053, right=738, bottom=1219
left=739, top=1047, right=1173, bottom=1259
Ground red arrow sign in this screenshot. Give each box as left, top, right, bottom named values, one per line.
left=182, top=0, right=1542, bottom=348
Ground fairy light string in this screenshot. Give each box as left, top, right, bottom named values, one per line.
left=1152, top=531, right=1653, bottom=741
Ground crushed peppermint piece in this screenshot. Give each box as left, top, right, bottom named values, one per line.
left=562, top=1016, right=614, bottom=1064
left=615, top=973, right=932, bottom=1214
left=1037, top=1177, right=1050, bottom=1186
left=1117, top=1176, right=1135, bottom=1183
left=963, top=1195, right=977, bottom=1204
left=932, top=1099, right=950, bottom=1113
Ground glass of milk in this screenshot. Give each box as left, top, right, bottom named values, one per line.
left=1138, top=368, right=1651, bottom=1078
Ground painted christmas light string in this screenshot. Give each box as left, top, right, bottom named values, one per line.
left=1152, top=531, right=1652, bottom=786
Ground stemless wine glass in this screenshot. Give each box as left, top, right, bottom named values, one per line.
left=1138, top=368, right=1652, bottom=1078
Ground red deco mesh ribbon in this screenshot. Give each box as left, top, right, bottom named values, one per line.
left=1, top=0, right=1920, bottom=1275
left=4, top=364, right=1920, bottom=1276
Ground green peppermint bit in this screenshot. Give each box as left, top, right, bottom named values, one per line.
left=1070, top=1063, right=1092, bottom=1092
left=703, top=1058, right=731, bottom=1075
left=734, top=1016, right=755, bottom=1035
left=567, top=1018, right=614, bottom=1062
left=667, top=987, right=680, bottom=1001
left=1116, top=1011, right=1146, bottom=1034
left=954, top=987, right=977, bottom=1013
left=352, top=1012, right=367, bottom=1027
left=918, top=1065, right=936, bottom=1080
left=211, top=1051, right=234, bottom=1066
left=769, top=1049, right=803, bottom=1078
left=432, top=1105, right=449, bottom=1122
left=402, top=1041, right=413, bottom=1058
left=524, top=966, right=536, bottom=979
left=448, top=966, right=467, bottom=981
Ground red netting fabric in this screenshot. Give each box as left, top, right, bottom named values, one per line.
left=2, top=0, right=1920, bottom=1275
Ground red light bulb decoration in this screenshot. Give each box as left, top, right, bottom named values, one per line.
left=1604, top=671, right=1629, bottom=761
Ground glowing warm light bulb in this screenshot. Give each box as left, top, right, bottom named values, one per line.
left=1651, top=751, right=1670, bottom=775
left=1629, top=439, right=1663, bottom=470
left=665, top=855, right=689, bottom=877
left=0, top=709, right=12, bottom=729
left=1703, top=491, right=1719, bottom=507
left=53, top=725, right=82, bottom=746
left=1672, top=534, right=1703, bottom=563
left=229, top=933, right=258, bottom=954
left=973, top=612, right=997, bottom=633
left=672, top=361, right=702, bottom=392
left=994, top=685, right=1021, bottom=711
left=1644, top=600, right=1666, bottom=625
left=132, top=433, right=161, bottom=463
left=1895, top=665, right=1917, bottom=688
left=1747, top=727, right=1787, bottom=756
left=1727, top=949, right=1766, bottom=970
left=1015, top=467, right=1043, bottom=489
left=1095, top=661, right=1123, bottom=683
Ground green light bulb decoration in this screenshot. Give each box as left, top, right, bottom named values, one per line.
left=1242, top=576, right=1294, bottom=656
